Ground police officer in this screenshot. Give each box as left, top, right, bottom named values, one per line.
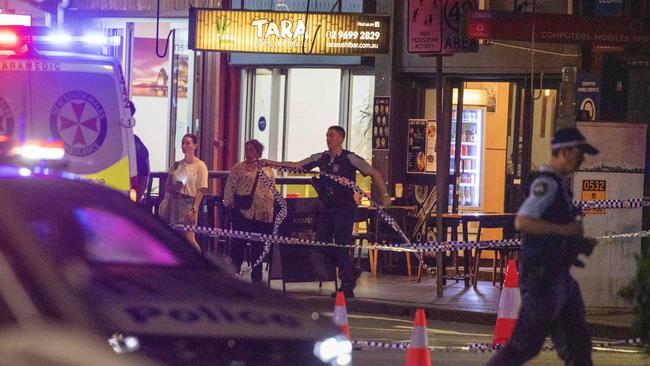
left=265, top=126, right=391, bottom=298
left=127, top=100, right=150, bottom=202
left=486, top=128, right=598, bottom=366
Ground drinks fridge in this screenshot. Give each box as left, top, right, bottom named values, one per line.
left=450, top=107, right=484, bottom=209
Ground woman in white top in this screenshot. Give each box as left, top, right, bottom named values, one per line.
left=164, top=133, right=208, bottom=252
left=223, top=139, right=275, bottom=283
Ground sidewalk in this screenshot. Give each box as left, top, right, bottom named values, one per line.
left=271, top=272, right=635, bottom=340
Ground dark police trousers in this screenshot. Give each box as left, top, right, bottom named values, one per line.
left=485, top=263, right=593, bottom=366
left=316, top=203, right=356, bottom=291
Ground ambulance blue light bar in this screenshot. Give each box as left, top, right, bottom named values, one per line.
left=0, top=26, right=120, bottom=52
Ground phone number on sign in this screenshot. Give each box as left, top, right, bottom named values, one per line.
left=325, top=31, right=381, bottom=40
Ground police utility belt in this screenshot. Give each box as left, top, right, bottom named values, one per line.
left=311, top=176, right=353, bottom=209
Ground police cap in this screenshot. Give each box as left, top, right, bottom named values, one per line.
left=551, top=128, right=599, bottom=155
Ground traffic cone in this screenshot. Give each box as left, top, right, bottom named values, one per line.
left=333, top=291, right=350, bottom=338
left=405, top=308, right=431, bottom=366
left=492, top=259, right=521, bottom=345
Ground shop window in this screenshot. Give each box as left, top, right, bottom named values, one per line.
left=131, top=22, right=173, bottom=173
left=348, top=74, right=375, bottom=194
left=285, top=68, right=341, bottom=161
left=530, top=89, right=558, bottom=170
left=250, top=69, right=286, bottom=160
left=242, top=68, right=375, bottom=198
left=348, top=75, right=374, bottom=161
left=171, top=29, right=194, bottom=162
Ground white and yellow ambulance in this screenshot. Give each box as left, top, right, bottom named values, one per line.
left=0, top=25, right=136, bottom=192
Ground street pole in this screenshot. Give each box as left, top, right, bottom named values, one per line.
left=435, top=55, right=445, bottom=297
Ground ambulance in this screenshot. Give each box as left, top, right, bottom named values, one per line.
left=0, top=25, right=136, bottom=191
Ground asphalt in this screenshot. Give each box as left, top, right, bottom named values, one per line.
left=270, top=271, right=637, bottom=340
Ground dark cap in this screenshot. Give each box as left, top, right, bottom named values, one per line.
left=551, top=127, right=599, bottom=155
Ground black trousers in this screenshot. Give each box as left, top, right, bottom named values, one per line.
left=486, top=268, right=593, bottom=366
left=316, top=205, right=357, bottom=291
left=229, top=211, right=274, bottom=283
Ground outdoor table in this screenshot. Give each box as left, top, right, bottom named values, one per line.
left=429, top=212, right=517, bottom=289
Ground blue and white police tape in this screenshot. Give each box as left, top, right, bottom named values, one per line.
left=181, top=224, right=650, bottom=254
left=234, top=170, right=288, bottom=277
left=176, top=225, right=416, bottom=253
left=256, top=162, right=437, bottom=274
left=575, top=198, right=649, bottom=209
left=216, top=162, right=650, bottom=278
left=351, top=338, right=645, bottom=353
left=258, top=162, right=411, bottom=243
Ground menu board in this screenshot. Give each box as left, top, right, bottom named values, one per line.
left=407, top=119, right=436, bottom=174
left=425, top=120, right=437, bottom=172
left=372, top=96, right=390, bottom=150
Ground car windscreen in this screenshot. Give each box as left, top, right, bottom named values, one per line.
left=20, top=200, right=205, bottom=268
left=74, top=207, right=181, bottom=266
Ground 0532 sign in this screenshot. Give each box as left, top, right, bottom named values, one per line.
left=581, top=179, right=606, bottom=214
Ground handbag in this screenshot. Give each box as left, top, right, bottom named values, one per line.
left=233, top=172, right=259, bottom=210
left=157, top=195, right=171, bottom=223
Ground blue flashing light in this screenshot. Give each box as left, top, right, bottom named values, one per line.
left=40, top=32, right=73, bottom=46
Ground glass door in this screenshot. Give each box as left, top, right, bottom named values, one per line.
left=451, top=108, right=484, bottom=208
left=504, top=78, right=560, bottom=212
left=243, top=68, right=286, bottom=161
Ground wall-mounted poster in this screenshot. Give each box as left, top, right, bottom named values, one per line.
left=407, top=119, right=428, bottom=173
left=485, top=84, right=496, bottom=113
left=425, top=120, right=437, bottom=172
left=132, top=37, right=169, bottom=97
left=372, top=96, right=390, bottom=150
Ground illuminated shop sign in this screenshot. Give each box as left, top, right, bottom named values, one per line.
left=189, top=8, right=390, bottom=55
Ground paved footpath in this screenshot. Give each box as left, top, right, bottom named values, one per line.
left=271, top=272, right=636, bottom=340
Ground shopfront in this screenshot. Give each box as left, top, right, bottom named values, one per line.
left=224, top=0, right=382, bottom=197
left=69, top=18, right=195, bottom=174
left=238, top=67, right=375, bottom=195
left=410, top=78, right=562, bottom=214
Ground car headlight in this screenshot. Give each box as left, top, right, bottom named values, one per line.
left=313, top=335, right=352, bottom=365
left=108, top=333, right=140, bottom=354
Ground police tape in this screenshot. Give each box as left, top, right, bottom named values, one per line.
left=575, top=198, right=649, bottom=209
left=176, top=225, right=417, bottom=253
left=235, top=170, right=288, bottom=276
left=178, top=224, right=650, bottom=254
left=208, top=161, right=650, bottom=277
left=257, top=162, right=438, bottom=273
left=351, top=338, right=645, bottom=353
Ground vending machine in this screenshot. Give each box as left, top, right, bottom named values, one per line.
left=450, top=107, right=485, bottom=209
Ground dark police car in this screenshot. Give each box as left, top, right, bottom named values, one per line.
left=0, top=170, right=351, bottom=365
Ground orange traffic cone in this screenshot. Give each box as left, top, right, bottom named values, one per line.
left=405, top=308, right=431, bottom=366
left=333, top=291, right=351, bottom=338
left=492, top=259, right=521, bottom=345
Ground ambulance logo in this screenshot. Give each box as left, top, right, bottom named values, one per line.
left=0, top=97, right=14, bottom=138
left=50, top=91, right=107, bottom=157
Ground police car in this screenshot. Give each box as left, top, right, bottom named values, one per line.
left=0, top=25, right=136, bottom=192
left=0, top=165, right=351, bottom=364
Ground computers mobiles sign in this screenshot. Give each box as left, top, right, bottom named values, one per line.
left=189, top=8, right=390, bottom=55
